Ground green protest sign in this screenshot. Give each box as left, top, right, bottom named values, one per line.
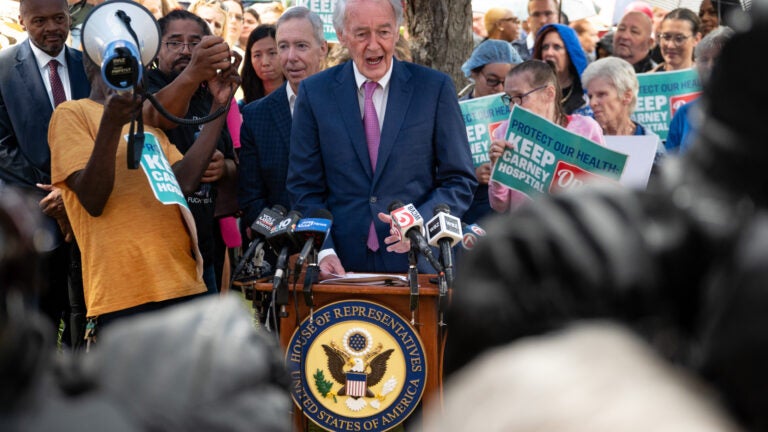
left=491, top=106, right=627, bottom=198
left=293, top=0, right=338, bottom=43
left=632, top=69, right=701, bottom=140
left=459, top=93, right=510, bottom=168
left=137, top=133, right=188, bottom=208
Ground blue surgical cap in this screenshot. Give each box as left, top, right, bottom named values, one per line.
left=461, top=40, right=523, bottom=78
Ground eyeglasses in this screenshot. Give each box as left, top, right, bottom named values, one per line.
left=480, top=71, right=504, bottom=88
left=501, top=85, right=548, bottom=106
left=163, top=41, right=200, bottom=52
left=658, top=33, right=693, bottom=45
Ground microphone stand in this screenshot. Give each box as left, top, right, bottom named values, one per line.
left=408, top=244, right=419, bottom=326
left=303, top=249, right=319, bottom=322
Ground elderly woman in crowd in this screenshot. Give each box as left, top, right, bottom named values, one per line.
left=652, top=8, right=702, bottom=72
left=582, top=57, right=665, bottom=162
left=489, top=60, right=604, bottom=213
left=240, top=24, right=283, bottom=106
left=533, top=23, right=590, bottom=115
left=460, top=40, right=523, bottom=223
left=666, top=26, right=734, bottom=153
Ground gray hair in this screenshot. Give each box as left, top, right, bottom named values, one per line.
left=276, top=5, right=326, bottom=45
left=332, top=0, right=403, bottom=36
left=695, top=26, right=735, bottom=59
left=582, top=56, right=640, bottom=114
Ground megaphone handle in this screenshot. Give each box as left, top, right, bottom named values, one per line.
left=127, top=111, right=144, bottom=169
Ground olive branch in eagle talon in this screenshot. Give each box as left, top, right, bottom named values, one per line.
left=313, top=369, right=337, bottom=402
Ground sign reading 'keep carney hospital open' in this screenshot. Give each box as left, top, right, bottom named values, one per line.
left=491, top=106, right=628, bottom=199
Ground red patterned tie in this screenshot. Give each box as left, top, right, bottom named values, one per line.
left=364, top=81, right=380, bottom=252
left=48, top=59, right=66, bottom=107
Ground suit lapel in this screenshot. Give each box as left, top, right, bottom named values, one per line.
left=374, top=59, right=412, bottom=186
left=65, top=48, right=90, bottom=99
left=333, top=62, right=373, bottom=179
left=15, top=41, right=53, bottom=118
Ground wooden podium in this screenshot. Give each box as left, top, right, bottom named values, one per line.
left=248, top=275, right=446, bottom=431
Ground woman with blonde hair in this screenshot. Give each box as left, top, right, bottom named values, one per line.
left=188, top=0, right=228, bottom=39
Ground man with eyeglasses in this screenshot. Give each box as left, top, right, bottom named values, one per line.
left=525, top=0, right=560, bottom=58
left=613, top=6, right=657, bottom=73
left=143, top=9, right=241, bottom=294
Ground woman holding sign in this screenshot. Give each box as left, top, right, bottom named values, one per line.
left=460, top=40, right=523, bottom=223
left=488, top=60, right=604, bottom=212
left=582, top=57, right=665, bottom=162
left=651, top=8, right=702, bottom=72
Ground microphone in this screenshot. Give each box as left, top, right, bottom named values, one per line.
left=427, top=204, right=462, bottom=285
left=293, top=209, right=334, bottom=279
left=267, top=210, right=302, bottom=315
left=388, top=201, right=444, bottom=273
left=231, top=205, right=286, bottom=280
left=461, top=222, right=487, bottom=250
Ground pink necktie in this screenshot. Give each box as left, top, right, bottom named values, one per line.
left=48, top=59, right=66, bottom=107
left=364, top=81, right=380, bottom=252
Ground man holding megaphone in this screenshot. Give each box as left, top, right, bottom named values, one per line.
left=47, top=25, right=241, bottom=330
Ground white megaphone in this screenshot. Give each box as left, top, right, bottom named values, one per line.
left=81, top=0, right=160, bottom=91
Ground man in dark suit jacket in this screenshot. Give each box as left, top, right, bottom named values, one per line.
left=0, top=0, right=90, bottom=345
left=287, top=0, right=477, bottom=275
left=238, top=6, right=328, bottom=232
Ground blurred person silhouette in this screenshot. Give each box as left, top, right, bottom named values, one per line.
left=444, top=7, right=768, bottom=431
left=0, top=187, right=291, bottom=432
left=424, top=323, right=741, bottom=432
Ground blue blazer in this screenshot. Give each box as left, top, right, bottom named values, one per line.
left=0, top=39, right=90, bottom=189
left=287, top=59, right=477, bottom=273
left=238, top=83, right=293, bottom=230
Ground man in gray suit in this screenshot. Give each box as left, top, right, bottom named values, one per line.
left=0, top=0, right=90, bottom=346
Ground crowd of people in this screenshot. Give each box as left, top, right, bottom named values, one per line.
left=2, top=0, right=766, bottom=429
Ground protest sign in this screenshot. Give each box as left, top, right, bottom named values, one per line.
left=491, top=106, right=628, bottom=198
left=459, top=93, right=510, bottom=168
left=632, top=69, right=701, bottom=140
left=603, top=135, right=658, bottom=189
left=293, top=0, right=338, bottom=43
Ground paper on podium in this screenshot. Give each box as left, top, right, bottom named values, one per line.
left=319, top=273, right=409, bottom=286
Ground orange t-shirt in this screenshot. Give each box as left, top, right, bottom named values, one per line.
left=49, top=99, right=206, bottom=317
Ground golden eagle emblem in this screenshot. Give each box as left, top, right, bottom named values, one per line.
left=316, top=331, right=398, bottom=411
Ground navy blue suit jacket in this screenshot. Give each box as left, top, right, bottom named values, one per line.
left=238, top=83, right=293, bottom=230
left=287, top=59, right=477, bottom=273
left=0, top=40, right=90, bottom=189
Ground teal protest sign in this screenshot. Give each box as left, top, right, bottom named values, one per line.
left=293, top=0, right=338, bottom=43
left=136, top=133, right=188, bottom=208
left=491, top=106, right=627, bottom=198
left=459, top=93, right=510, bottom=168
left=633, top=69, right=701, bottom=140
